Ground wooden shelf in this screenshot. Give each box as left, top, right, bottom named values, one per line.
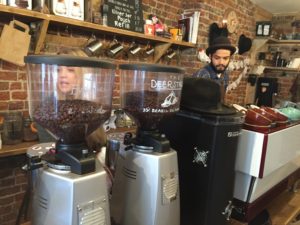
left=0, top=141, right=38, bottom=158
left=0, top=127, right=135, bottom=158
left=267, top=38, right=300, bottom=45
left=264, top=66, right=300, bottom=72
left=47, top=14, right=194, bottom=47
left=252, top=38, right=300, bottom=73
left=0, top=5, right=195, bottom=60
left=0, top=4, right=46, bottom=20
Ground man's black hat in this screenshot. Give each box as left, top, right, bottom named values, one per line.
left=206, top=36, right=236, bottom=56
left=238, top=34, right=252, bottom=55
left=180, top=77, right=237, bottom=115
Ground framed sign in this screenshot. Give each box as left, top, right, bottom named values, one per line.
left=103, top=0, right=144, bottom=33
left=256, top=21, right=272, bottom=37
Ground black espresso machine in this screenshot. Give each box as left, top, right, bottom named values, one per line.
left=160, top=77, right=244, bottom=225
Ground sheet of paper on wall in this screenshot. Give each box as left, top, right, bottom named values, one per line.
left=0, top=20, right=31, bottom=66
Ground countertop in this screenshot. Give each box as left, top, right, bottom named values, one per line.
left=20, top=189, right=300, bottom=225
left=0, top=141, right=39, bottom=158
left=0, top=127, right=136, bottom=158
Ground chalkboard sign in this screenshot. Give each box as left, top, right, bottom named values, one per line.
left=103, top=0, right=144, bottom=33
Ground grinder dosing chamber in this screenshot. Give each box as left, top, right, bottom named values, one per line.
left=111, top=63, right=184, bottom=225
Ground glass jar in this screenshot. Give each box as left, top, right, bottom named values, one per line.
left=3, top=112, right=23, bottom=145
left=23, top=117, right=38, bottom=142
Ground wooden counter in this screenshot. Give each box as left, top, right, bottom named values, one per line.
left=230, top=189, right=300, bottom=225
left=267, top=189, right=300, bottom=225
left=0, top=141, right=38, bottom=158
left=0, top=127, right=136, bottom=158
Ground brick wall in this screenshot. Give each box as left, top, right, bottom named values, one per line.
left=0, top=1, right=265, bottom=224
left=0, top=155, right=28, bottom=225
left=179, top=0, right=258, bottom=105
left=139, top=0, right=265, bottom=105
left=0, top=61, right=28, bottom=113
left=263, top=69, right=297, bottom=102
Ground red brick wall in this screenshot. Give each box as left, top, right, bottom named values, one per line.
left=0, top=155, right=28, bottom=225
left=263, top=69, right=297, bottom=101
left=0, top=61, right=28, bottom=113
left=179, top=0, right=257, bottom=105
left=142, top=0, right=259, bottom=105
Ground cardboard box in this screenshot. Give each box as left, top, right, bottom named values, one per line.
left=8, top=0, right=32, bottom=9
left=52, top=0, right=84, bottom=21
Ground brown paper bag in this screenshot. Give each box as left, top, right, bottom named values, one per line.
left=0, top=20, right=31, bottom=66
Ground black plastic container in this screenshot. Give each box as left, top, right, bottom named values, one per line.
left=160, top=111, right=243, bottom=225
left=255, top=77, right=278, bottom=107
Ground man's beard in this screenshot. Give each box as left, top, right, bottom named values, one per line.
left=210, top=62, right=228, bottom=73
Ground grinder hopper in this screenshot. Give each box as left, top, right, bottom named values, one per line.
left=119, top=63, right=184, bottom=152
left=25, top=55, right=116, bottom=174
left=112, top=63, right=185, bottom=225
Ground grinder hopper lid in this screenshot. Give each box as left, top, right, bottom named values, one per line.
left=180, top=77, right=236, bottom=115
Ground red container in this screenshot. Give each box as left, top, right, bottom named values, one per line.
left=253, top=108, right=276, bottom=122
left=245, top=109, right=272, bottom=126
left=262, top=107, right=289, bottom=126
left=243, top=122, right=271, bottom=132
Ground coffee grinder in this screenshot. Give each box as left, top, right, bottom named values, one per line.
left=24, top=55, right=116, bottom=225
left=110, top=64, right=185, bottom=225
left=160, top=77, right=244, bottom=225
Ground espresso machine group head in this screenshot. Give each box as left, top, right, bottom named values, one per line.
left=110, top=63, right=185, bottom=225
left=25, top=55, right=116, bottom=225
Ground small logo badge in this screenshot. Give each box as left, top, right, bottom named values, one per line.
left=192, top=147, right=209, bottom=167
left=161, top=91, right=178, bottom=108
left=222, top=200, right=234, bottom=221
left=227, top=131, right=241, bottom=137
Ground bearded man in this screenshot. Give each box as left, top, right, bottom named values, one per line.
left=193, top=36, right=236, bottom=93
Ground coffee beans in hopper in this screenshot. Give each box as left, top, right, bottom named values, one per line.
left=123, top=91, right=180, bottom=130
left=33, top=99, right=110, bottom=144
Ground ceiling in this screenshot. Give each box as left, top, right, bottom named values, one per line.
left=250, top=0, right=300, bottom=14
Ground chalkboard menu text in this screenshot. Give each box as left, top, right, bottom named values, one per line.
left=104, top=0, right=144, bottom=33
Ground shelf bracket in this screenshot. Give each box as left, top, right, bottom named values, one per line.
left=154, top=43, right=172, bottom=63
left=45, top=34, right=88, bottom=47
left=34, top=19, right=50, bottom=54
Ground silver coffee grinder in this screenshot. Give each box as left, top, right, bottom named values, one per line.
left=110, top=63, right=185, bottom=225
left=24, top=55, right=116, bottom=225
